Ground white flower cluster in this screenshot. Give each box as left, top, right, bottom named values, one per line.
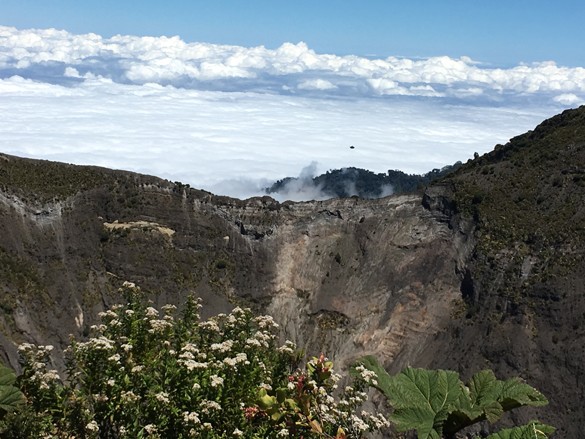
left=77, top=336, right=115, bottom=351
left=17, top=344, right=61, bottom=390
left=148, top=318, right=173, bottom=334
left=354, top=364, right=378, bottom=386
left=254, top=315, right=279, bottom=330
left=183, top=411, right=201, bottom=424
left=210, top=374, right=224, bottom=387
left=210, top=340, right=233, bottom=353
left=199, top=399, right=221, bottom=414
left=161, top=304, right=177, bottom=314
left=145, top=307, right=159, bottom=318
left=198, top=320, right=220, bottom=332
left=143, top=424, right=158, bottom=435
left=277, top=339, right=296, bottom=355
left=98, top=310, right=118, bottom=320
left=223, top=352, right=249, bottom=368
left=178, top=343, right=209, bottom=371
left=121, top=390, right=140, bottom=403
left=85, top=420, right=99, bottom=432
left=154, top=392, right=170, bottom=404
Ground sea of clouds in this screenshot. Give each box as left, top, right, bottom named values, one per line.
left=1, top=25, right=584, bottom=199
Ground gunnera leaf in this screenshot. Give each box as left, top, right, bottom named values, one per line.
left=484, top=421, right=555, bottom=439
left=467, top=370, right=505, bottom=423
left=499, top=377, right=548, bottom=411
left=387, top=367, right=464, bottom=439
left=0, top=364, right=25, bottom=416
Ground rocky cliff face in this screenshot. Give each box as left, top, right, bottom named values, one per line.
left=1, top=106, right=585, bottom=437
left=0, top=168, right=469, bottom=375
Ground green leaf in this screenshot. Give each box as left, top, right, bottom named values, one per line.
left=390, top=406, right=440, bottom=439
left=359, top=358, right=552, bottom=439
left=485, top=421, right=555, bottom=439
left=257, top=389, right=277, bottom=410
left=276, top=387, right=287, bottom=403
left=469, top=370, right=501, bottom=406
left=0, top=364, right=25, bottom=417
left=0, top=364, right=17, bottom=387
left=284, top=398, right=298, bottom=410
left=0, top=386, right=26, bottom=413
left=499, top=378, right=548, bottom=411
left=466, top=370, right=505, bottom=423
left=387, top=367, right=464, bottom=439
left=481, top=401, right=504, bottom=424
left=451, top=370, right=547, bottom=432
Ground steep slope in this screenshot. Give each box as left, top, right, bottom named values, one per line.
left=422, top=105, right=585, bottom=437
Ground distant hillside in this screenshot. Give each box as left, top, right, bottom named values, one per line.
left=266, top=163, right=462, bottom=200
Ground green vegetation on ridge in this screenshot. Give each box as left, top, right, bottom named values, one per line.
left=267, top=163, right=462, bottom=199
left=433, top=106, right=585, bottom=312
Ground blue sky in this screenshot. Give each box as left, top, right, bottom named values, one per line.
left=2, top=0, right=585, bottom=66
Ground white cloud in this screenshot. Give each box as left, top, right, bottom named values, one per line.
left=2, top=26, right=585, bottom=100
left=63, top=66, right=80, bottom=77
left=267, top=162, right=331, bottom=202
left=553, top=93, right=584, bottom=106
left=0, top=26, right=583, bottom=201
left=297, top=78, right=337, bottom=90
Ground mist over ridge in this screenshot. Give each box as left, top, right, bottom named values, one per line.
left=264, top=161, right=462, bottom=201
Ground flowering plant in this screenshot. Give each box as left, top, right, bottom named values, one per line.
left=250, top=353, right=388, bottom=438
left=3, top=283, right=386, bottom=438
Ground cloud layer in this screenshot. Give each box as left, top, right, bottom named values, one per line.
left=2, top=25, right=585, bottom=102
left=0, top=26, right=583, bottom=200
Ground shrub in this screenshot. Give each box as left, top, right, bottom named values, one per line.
left=3, top=283, right=385, bottom=438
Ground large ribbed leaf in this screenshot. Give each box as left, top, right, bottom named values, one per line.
left=358, top=359, right=465, bottom=438
left=0, top=364, right=16, bottom=387
left=391, top=406, right=440, bottom=439
left=0, top=364, right=25, bottom=417
left=484, top=422, right=555, bottom=439
left=445, top=369, right=547, bottom=435
left=469, top=370, right=501, bottom=404
left=0, top=386, right=25, bottom=413
left=467, top=370, right=505, bottom=423
left=386, top=367, right=464, bottom=439
left=358, top=358, right=552, bottom=439
left=499, top=377, right=548, bottom=411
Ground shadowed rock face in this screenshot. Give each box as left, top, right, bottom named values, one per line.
left=1, top=106, right=585, bottom=437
